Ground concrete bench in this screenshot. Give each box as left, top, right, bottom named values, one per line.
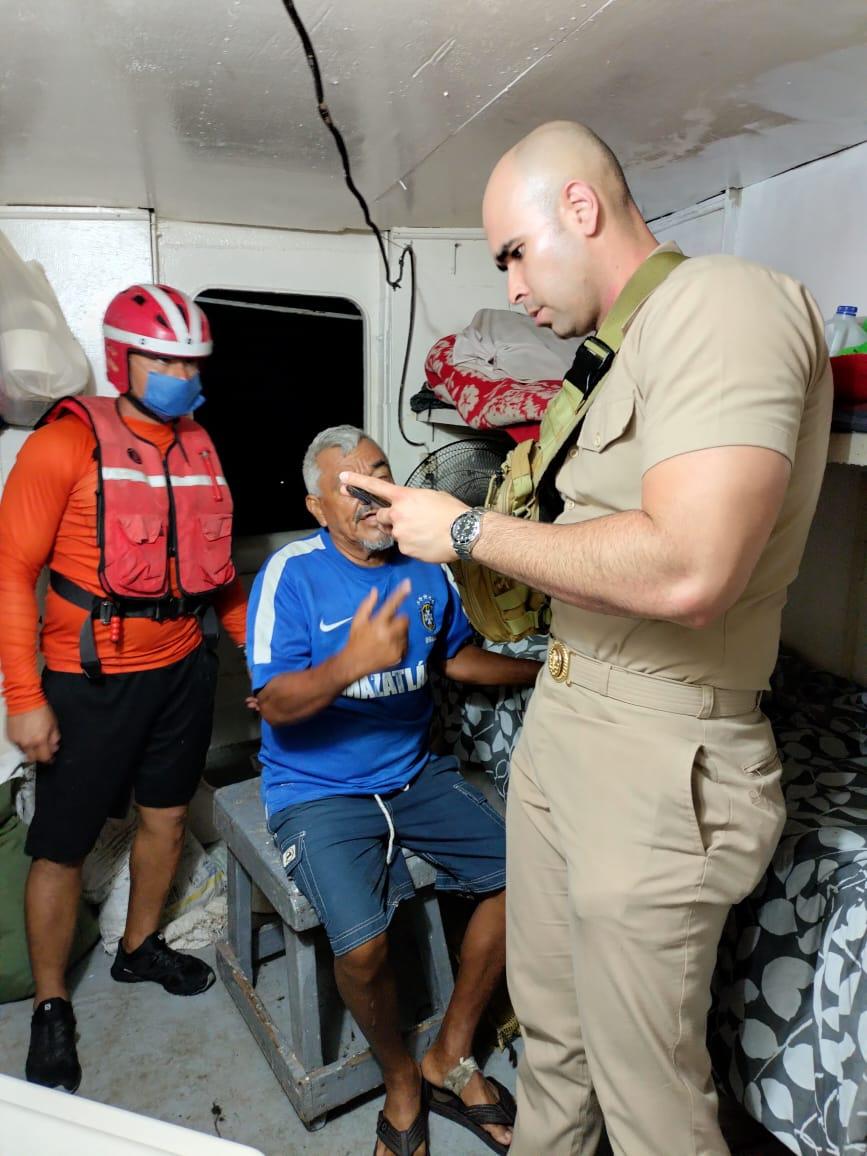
left=213, top=776, right=455, bottom=1129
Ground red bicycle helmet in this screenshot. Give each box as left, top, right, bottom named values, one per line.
left=103, top=284, right=213, bottom=393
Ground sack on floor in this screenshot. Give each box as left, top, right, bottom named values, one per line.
left=0, top=782, right=99, bottom=1004
left=97, top=827, right=226, bottom=954
left=161, top=894, right=227, bottom=951
left=81, top=811, right=138, bottom=906
left=12, top=766, right=37, bottom=826
left=163, top=832, right=226, bottom=927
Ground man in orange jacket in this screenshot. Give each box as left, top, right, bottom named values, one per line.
left=0, top=284, right=247, bottom=1093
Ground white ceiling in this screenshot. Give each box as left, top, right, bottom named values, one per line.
left=1, top=0, right=865, bottom=231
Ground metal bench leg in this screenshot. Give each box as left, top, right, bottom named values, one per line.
left=227, top=852, right=254, bottom=981
left=408, top=890, right=454, bottom=1016
left=283, top=927, right=324, bottom=1072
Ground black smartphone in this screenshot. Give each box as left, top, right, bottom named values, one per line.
left=346, top=483, right=391, bottom=509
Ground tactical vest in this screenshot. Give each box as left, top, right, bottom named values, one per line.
left=451, top=249, right=688, bottom=643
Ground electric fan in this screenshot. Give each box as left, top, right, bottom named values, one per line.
left=403, top=435, right=511, bottom=506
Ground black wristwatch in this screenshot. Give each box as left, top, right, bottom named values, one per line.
left=450, top=507, right=486, bottom=561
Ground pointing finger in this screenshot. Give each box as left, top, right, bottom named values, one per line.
left=339, top=472, right=401, bottom=505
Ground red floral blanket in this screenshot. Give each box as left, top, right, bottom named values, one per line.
left=425, top=334, right=561, bottom=444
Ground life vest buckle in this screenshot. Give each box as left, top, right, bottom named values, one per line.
left=98, top=599, right=118, bottom=626
left=152, top=596, right=175, bottom=622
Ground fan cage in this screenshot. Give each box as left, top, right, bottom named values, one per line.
left=404, top=436, right=511, bottom=508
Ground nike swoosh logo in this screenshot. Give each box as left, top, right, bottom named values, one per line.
left=319, top=616, right=353, bottom=633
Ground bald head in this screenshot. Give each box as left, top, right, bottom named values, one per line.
left=518, top=122, right=631, bottom=210
left=485, top=121, right=634, bottom=246
left=482, top=121, right=655, bottom=337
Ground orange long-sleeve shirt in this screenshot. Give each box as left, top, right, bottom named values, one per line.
left=0, top=413, right=247, bottom=715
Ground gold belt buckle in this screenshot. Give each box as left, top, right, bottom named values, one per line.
left=547, top=640, right=570, bottom=683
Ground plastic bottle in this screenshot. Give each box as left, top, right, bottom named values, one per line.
left=825, top=305, right=864, bottom=356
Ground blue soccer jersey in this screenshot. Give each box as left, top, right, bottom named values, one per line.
left=247, top=530, right=474, bottom=813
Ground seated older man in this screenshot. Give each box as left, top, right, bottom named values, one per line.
left=247, top=425, right=539, bottom=1156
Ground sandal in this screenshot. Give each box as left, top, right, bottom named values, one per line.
left=373, top=1101, right=430, bottom=1155
left=423, top=1056, right=516, bottom=1155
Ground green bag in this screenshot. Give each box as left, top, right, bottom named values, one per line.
left=0, top=781, right=100, bottom=1003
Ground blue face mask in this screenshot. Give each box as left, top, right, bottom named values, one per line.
left=141, top=371, right=205, bottom=421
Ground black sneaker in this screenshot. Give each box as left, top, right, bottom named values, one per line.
left=110, top=931, right=215, bottom=996
left=26, top=998, right=81, bottom=1093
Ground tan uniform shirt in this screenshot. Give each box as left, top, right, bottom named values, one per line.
left=552, top=245, right=833, bottom=690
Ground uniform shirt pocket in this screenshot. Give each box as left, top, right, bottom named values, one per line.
left=577, top=393, right=636, bottom=453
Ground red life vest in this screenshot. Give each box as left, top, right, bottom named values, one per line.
left=44, top=396, right=236, bottom=601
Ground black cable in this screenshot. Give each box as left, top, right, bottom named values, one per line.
left=392, top=244, right=425, bottom=446
left=279, top=0, right=407, bottom=290
left=396, top=245, right=426, bottom=447
left=279, top=0, right=424, bottom=445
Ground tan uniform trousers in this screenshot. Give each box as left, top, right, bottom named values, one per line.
left=506, top=647, right=786, bottom=1156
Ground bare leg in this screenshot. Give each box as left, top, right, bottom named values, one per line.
left=122, top=804, right=186, bottom=952
left=26, top=858, right=84, bottom=1003
left=334, top=933, right=426, bottom=1156
left=422, top=890, right=512, bottom=1148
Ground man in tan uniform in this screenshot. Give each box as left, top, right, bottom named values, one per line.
left=340, top=121, right=833, bottom=1155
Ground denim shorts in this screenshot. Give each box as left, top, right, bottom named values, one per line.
left=268, top=755, right=506, bottom=956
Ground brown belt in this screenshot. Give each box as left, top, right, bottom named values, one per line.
left=546, top=639, right=761, bottom=720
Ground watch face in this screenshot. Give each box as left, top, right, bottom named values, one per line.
left=452, top=510, right=481, bottom=557
left=454, top=512, right=475, bottom=544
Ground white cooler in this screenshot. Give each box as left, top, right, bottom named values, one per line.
left=0, top=1074, right=265, bottom=1156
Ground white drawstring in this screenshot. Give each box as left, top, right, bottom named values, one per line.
left=374, top=794, right=396, bottom=865
left=374, top=782, right=411, bottom=867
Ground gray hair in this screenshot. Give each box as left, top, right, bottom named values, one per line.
left=302, top=424, right=369, bottom=496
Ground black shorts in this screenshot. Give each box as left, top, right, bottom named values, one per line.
left=25, top=645, right=218, bottom=864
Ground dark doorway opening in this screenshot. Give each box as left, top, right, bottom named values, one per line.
left=194, top=288, right=364, bottom=537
